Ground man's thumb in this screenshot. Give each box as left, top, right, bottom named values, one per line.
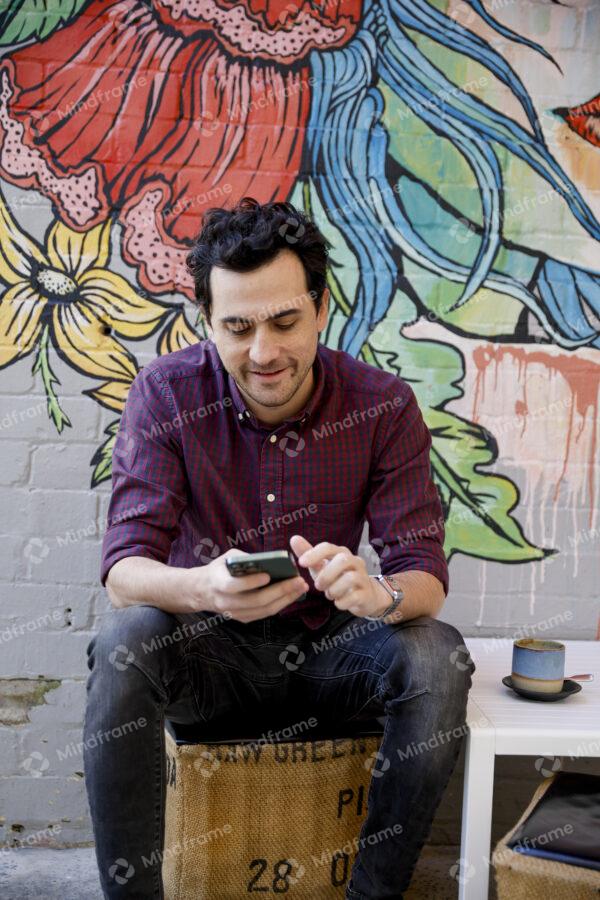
left=290, top=534, right=325, bottom=584
left=290, top=534, right=312, bottom=557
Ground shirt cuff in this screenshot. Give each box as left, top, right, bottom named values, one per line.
left=381, top=556, right=449, bottom=596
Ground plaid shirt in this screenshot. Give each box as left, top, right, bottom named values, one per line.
left=100, top=339, right=448, bottom=630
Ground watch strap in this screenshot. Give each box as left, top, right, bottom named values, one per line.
left=364, top=574, right=404, bottom=620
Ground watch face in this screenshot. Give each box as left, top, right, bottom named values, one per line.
left=383, top=577, right=403, bottom=602
left=381, top=575, right=396, bottom=597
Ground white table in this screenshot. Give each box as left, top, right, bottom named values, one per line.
left=459, top=638, right=600, bottom=900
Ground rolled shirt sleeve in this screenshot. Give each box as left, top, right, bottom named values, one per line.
left=99, top=368, right=188, bottom=587
left=365, top=383, right=449, bottom=594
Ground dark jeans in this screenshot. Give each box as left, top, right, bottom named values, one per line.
left=83, top=604, right=475, bottom=899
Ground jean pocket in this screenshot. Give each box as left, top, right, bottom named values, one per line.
left=185, top=655, right=214, bottom=723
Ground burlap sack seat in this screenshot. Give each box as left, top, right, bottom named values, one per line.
left=162, top=719, right=385, bottom=899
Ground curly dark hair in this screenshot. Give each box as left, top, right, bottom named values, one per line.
left=185, top=196, right=332, bottom=324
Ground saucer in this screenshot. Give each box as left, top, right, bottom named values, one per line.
left=502, top=675, right=582, bottom=702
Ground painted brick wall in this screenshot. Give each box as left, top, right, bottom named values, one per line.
left=0, top=0, right=598, bottom=850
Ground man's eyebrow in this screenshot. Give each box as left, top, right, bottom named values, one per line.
left=219, top=308, right=301, bottom=325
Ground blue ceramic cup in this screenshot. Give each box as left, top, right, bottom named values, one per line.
left=512, top=639, right=565, bottom=694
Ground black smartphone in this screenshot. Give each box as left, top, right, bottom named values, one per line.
left=226, top=550, right=300, bottom=584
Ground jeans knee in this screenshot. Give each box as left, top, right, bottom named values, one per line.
left=86, top=604, right=177, bottom=674
left=429, top=618, right=475, bottom=695
left=383, top=617, right=474, bottom=703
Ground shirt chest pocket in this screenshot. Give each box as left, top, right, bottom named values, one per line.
left=299, top=497, right=366, bottom=547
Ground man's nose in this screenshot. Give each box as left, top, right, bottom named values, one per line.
left=248, top=329, right=280, bottom=367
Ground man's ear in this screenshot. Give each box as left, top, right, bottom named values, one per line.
left=317, top=287, right=330, bottom=334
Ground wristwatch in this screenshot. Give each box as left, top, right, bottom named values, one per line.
left=364, top=574, right=404, bottom=620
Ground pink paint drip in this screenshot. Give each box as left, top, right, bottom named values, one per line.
left=472, top=343, right=599, bottom=519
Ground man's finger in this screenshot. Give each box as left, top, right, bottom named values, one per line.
left=314, top=551, right=355, bottom=590
left=226, top=571, right=272, bottom=592
left=296, top=541, right=341, bottom=565
left=226, top=575, right=306, bottom=605
left=296, top=541, right=341, bottom=568
left=290, top=534, right=312, bottom=556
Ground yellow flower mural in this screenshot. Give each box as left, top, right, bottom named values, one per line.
left=0, top=194, right=173, bottom=430
left=157, top=309, right=204, bottom=357
left=90, top=309, right=203, bottom=487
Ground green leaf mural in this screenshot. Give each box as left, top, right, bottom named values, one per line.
left=31, top=324, right=72, bottom=434
left=0, top=0, right=90, bottom=45
left=90, top=419, right=119, bottom=489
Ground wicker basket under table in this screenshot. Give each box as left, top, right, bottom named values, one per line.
left=492, top=773, right=600, bottom=900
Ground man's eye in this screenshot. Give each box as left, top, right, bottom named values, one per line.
left=230, top=321, right=296, bottom=335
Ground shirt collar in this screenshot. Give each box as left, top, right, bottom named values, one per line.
left=217, top=342, right=326, bottom=431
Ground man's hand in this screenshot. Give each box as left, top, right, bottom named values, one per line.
left=187, top=549, right=308, bottom=623
left=290, top=535, right=392, bottom=619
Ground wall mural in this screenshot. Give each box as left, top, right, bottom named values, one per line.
left=0, top=0, right=598, bottom=624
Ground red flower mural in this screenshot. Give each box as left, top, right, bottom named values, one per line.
left=0, top=0, right=361, bottom=298
left=555, top=92, right=600, bottom=148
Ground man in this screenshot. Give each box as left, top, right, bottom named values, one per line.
left=85, top=196, right=475, bottom=899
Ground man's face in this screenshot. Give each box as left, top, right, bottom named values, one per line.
left=205, top=248, right=329, bottom=422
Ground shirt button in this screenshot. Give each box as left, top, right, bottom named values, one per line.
left=269, top=434, right=277, bottom=443
left=238, top=412, right=244, bottom=420
left=266, top=493, right=275, bottom=502
left=245, top=410, right=250, bottom=417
